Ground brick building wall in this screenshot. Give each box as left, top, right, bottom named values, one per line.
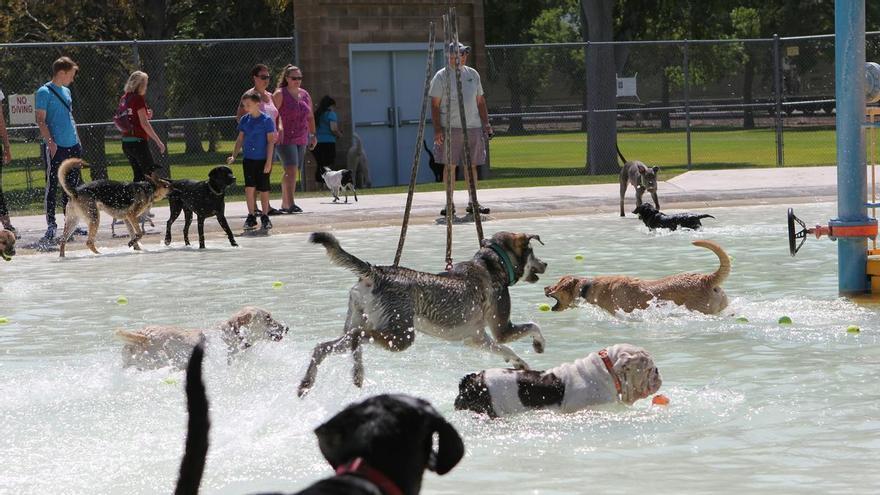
left=292, top=0, right=485, bottom=189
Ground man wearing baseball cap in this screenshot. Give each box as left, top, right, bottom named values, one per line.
left=429, top=41, right=493, bottom=216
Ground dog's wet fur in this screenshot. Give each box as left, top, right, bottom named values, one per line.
left=57, top=158, right=170, bottom=257
left=633, top=203, right=715, bottom=231
left=174, top=344, right=463, bottom=495
left=298, top=231, right=548, bottom=397
left=0, top=229, right=15, bottom=261
left=545, top=240, right=730, bottom=315
left=165, top=165, right=238, bottom=249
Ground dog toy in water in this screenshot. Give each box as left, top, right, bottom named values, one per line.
left=538, top=303, right=551, bottom=312
left=778, top=316, right=792, bottom=325
left=735, top=316, right=749, bottom=323
left=116, top=296, right=128, bottom=305
left=272, top=281, right=284, bottom=288
left=0, top=317, right=8, bottom=324
left=574, top=254, right=584, bottom=261
left=652, top=394, right=670, bottom=406
left=847, top=325, right=860, bottom=333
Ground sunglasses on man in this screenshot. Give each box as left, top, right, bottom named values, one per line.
left=256, top=74, right=270, bottom=80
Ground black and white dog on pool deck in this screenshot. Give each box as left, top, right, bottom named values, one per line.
left=173, top=343, right=465, bottom=495
left=321, top=167, right=358, bottom=203
left=455, top=344, right=661, bottom=417
left=298, top=231, right=548, bottom=397
left=165, top=165, right=238, bottom=248
left=632, top=202, right=715, bottom=231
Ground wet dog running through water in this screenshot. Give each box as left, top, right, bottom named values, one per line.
left=632, top=203, right=715, bottom=231
left=0, top=228, right=15, bottom=261
left=455, top=344, right=661, bottom=417
left=174, top=343, right=464, bottom=494
left=298, top=231, right=548, bottom=397
left=165, top=165, right=239, bottom=249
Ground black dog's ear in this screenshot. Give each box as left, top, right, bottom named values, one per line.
left=637, top=163, right=647, bottom=174
left=652, top=166, right=660, bottom=173
left=314, top=415, right=351, bottom=469
left=427, top=410, right=464, bottom=475
left=527, top=234, right=543, bottom=246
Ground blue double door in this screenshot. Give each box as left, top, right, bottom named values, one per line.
left=350, top=44, right=443, bottom=187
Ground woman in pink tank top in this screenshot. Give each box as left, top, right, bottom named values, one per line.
left=236, top=64, right=282, bottom=214
left=272, top=64, right=317, bottom=213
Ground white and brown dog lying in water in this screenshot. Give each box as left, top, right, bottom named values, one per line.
left=544, top=239, right=730, bottom=315
left=116, top=306, right=288, bottom=370
left=455, top=344, right=661, bottom=417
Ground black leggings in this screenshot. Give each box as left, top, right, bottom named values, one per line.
left=312, top=142, right=336, bottom=182
left=0, top=144, right=7, bottom=217
left=122, top=139, right=158, bottom=181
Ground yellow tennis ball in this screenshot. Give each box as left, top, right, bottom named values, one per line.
left=0, top=317, right=9, bottom=324
left=778, top=316, right=792, bottom=325
left=272, top=281, right=284, bottom=288
left=574, top=254, right=584, bottom=261
left=847, top=325, right=860, bottom=333
left=538, top=303, right=551, bottom=312
left=735, top=316, right=749, bottom=323
left=116, top=296, right=128, bottom=305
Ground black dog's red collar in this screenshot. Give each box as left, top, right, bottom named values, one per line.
left=598, top=349, right=623, bottom=400
left=336, top=457, right=403, bottom=495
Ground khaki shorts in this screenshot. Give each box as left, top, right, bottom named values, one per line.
left=433, top=127, right=486, bottom=166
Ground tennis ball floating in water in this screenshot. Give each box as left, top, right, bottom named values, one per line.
left=0, top=317, right=8, bottom=324
left=847, top=325, right=860, bottom=333
left=735, top=316, right=749, bottom=323
left=116, top=296, right=128, bottom=305
left=272, top=281, right=284, bottom=288
left=574, top=254, right=584, bottom=261
left=778, top=316, right=792, bottom=325
left=538, top=303, right=551, bottom=312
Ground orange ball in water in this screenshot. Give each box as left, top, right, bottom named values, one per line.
left=652, top=394, right=670, bottom=406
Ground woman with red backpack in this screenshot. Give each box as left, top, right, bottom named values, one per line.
left=117, top=71, right=166, bottom=182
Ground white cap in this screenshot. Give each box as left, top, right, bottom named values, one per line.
left=448, top=42, right=470, bottom=54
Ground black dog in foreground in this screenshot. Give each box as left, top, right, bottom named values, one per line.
left=165, top=166, right=238, bottom=249
left=424, top=141, right=444, bottom=183
left=174, top=345, right=464, bottom=495
left=633, top=203, right=715, bottom=231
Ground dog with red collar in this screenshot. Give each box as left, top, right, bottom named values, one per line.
left=454, top=343, right=661, bottom=418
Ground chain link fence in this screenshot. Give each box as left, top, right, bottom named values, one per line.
left=0, top=37, right=296, bottom=212
left=483, top=32, right=880, bottom=181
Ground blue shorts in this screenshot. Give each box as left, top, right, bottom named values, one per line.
left=278, top=144, right=306, bottom=171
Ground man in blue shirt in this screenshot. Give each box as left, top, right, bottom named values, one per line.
left=35, top=56, right=84, bottom=244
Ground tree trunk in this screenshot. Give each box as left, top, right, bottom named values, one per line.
left=505, top=63, right=525, bottom=133
left=742, top=55, right=755, bottom=129
left=582, top=0, right=618, bottom=175
left=137, top=0, right=174, bottom=177
left=80, top=126, right=108, bottom=180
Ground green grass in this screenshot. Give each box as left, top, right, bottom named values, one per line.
left=0, top=127, right=837, bottom=213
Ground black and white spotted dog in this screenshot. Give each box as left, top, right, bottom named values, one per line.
left=455, top=344, right=661, bottom=417
left=321, top=167, right=358, bottom=203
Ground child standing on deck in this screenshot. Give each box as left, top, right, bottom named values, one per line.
left=228, top=91, right=276, bottom=231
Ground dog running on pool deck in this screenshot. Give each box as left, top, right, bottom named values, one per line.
left=297, top=231, right=548, bottom=397
left=455, top=344, right=661, bottom=418
left=164, top=165, right=238, bottom=249
left=115, top=306, right=288, bottom=370
left=57, top=158, right=171, bottom=257
left=633, top=202, right=715, bottom=231
left=321, top=167, right=358, bottom=203
left=544, top=239, right=730, bottom=315
left=618, top=147, right=660, bottom=217
left=0, top=228, right=15, bottom=261
left=174, top=343, right=464, bottom=495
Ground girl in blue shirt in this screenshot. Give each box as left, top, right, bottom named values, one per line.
left=313, top=95, right=343, bottom=183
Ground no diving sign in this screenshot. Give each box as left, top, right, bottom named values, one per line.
left=8, top=94, right=36, bottom=125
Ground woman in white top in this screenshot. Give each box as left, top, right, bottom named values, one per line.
left=236, top=63, right=281, bottom=215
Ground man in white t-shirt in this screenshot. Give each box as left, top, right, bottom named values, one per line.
left=0, top=88, right=15, bottom=234
left=429, top=42, right=493, bottom=216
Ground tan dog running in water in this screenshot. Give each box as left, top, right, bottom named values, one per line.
left=0, top=229, right=15, bottom=261
left=545, top=240, right=730, bottom=315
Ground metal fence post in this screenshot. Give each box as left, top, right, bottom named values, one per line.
left=293, top=32, right=299, bottom=65
left=683, top=39, right=692, bottom=170
left=585, top=40, right=591, bottom=172
left=132, top=39, right=140, bottom=67
left=773, top=34, right=784, bottom=167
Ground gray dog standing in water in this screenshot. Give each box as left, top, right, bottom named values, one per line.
left=618, top=147, right=660, bottom=217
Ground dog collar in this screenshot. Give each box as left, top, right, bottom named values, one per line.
left=336, top=458, right=403, bottom=495
left=207, top=182, right=224, bottom=196
left=598, top=349, right=623, bottom=401
left=488, top=243, right=517, bottom=286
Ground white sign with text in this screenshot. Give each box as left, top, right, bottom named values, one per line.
left=9, top=94, right=36, bottom=125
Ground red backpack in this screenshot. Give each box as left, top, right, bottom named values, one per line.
left=113, top=94, right=134, bottom=134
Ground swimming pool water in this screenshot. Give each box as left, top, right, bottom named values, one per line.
left=1, top=201, right=878, bottom=494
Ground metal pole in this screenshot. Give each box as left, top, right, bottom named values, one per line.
left=132, top=40, right=140, bottom=67
left=834, top=0, right=870, bottom=295
left=683, top=40, right=692, bottom=170
left=292, top=33, right=298, bottom=65
left=773, top=34, right=784, bottom=167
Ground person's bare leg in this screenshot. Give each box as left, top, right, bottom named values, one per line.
left=245, top=187, right=256, bottom=215
left=260, top=191, right=270, bottom=214
left=281, top=168, right=295, bottom=210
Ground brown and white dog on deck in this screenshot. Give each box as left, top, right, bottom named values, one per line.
left=544, top=240, right=730, bottom=315
left=116, top=306, right=288, bottom=370
left=455, top=344, right=661, bottom=418
left=0, top=229, right=15, bottom=261
left=57, top=158, right=171, bottom=257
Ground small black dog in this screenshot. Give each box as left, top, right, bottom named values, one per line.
left=174, top=344, right=464, bottom=495
left=633, top=203, right=715, bottom=231
left=424, top=140, right=444, bottom=183
left=165, top=166, right=238, bottom=249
